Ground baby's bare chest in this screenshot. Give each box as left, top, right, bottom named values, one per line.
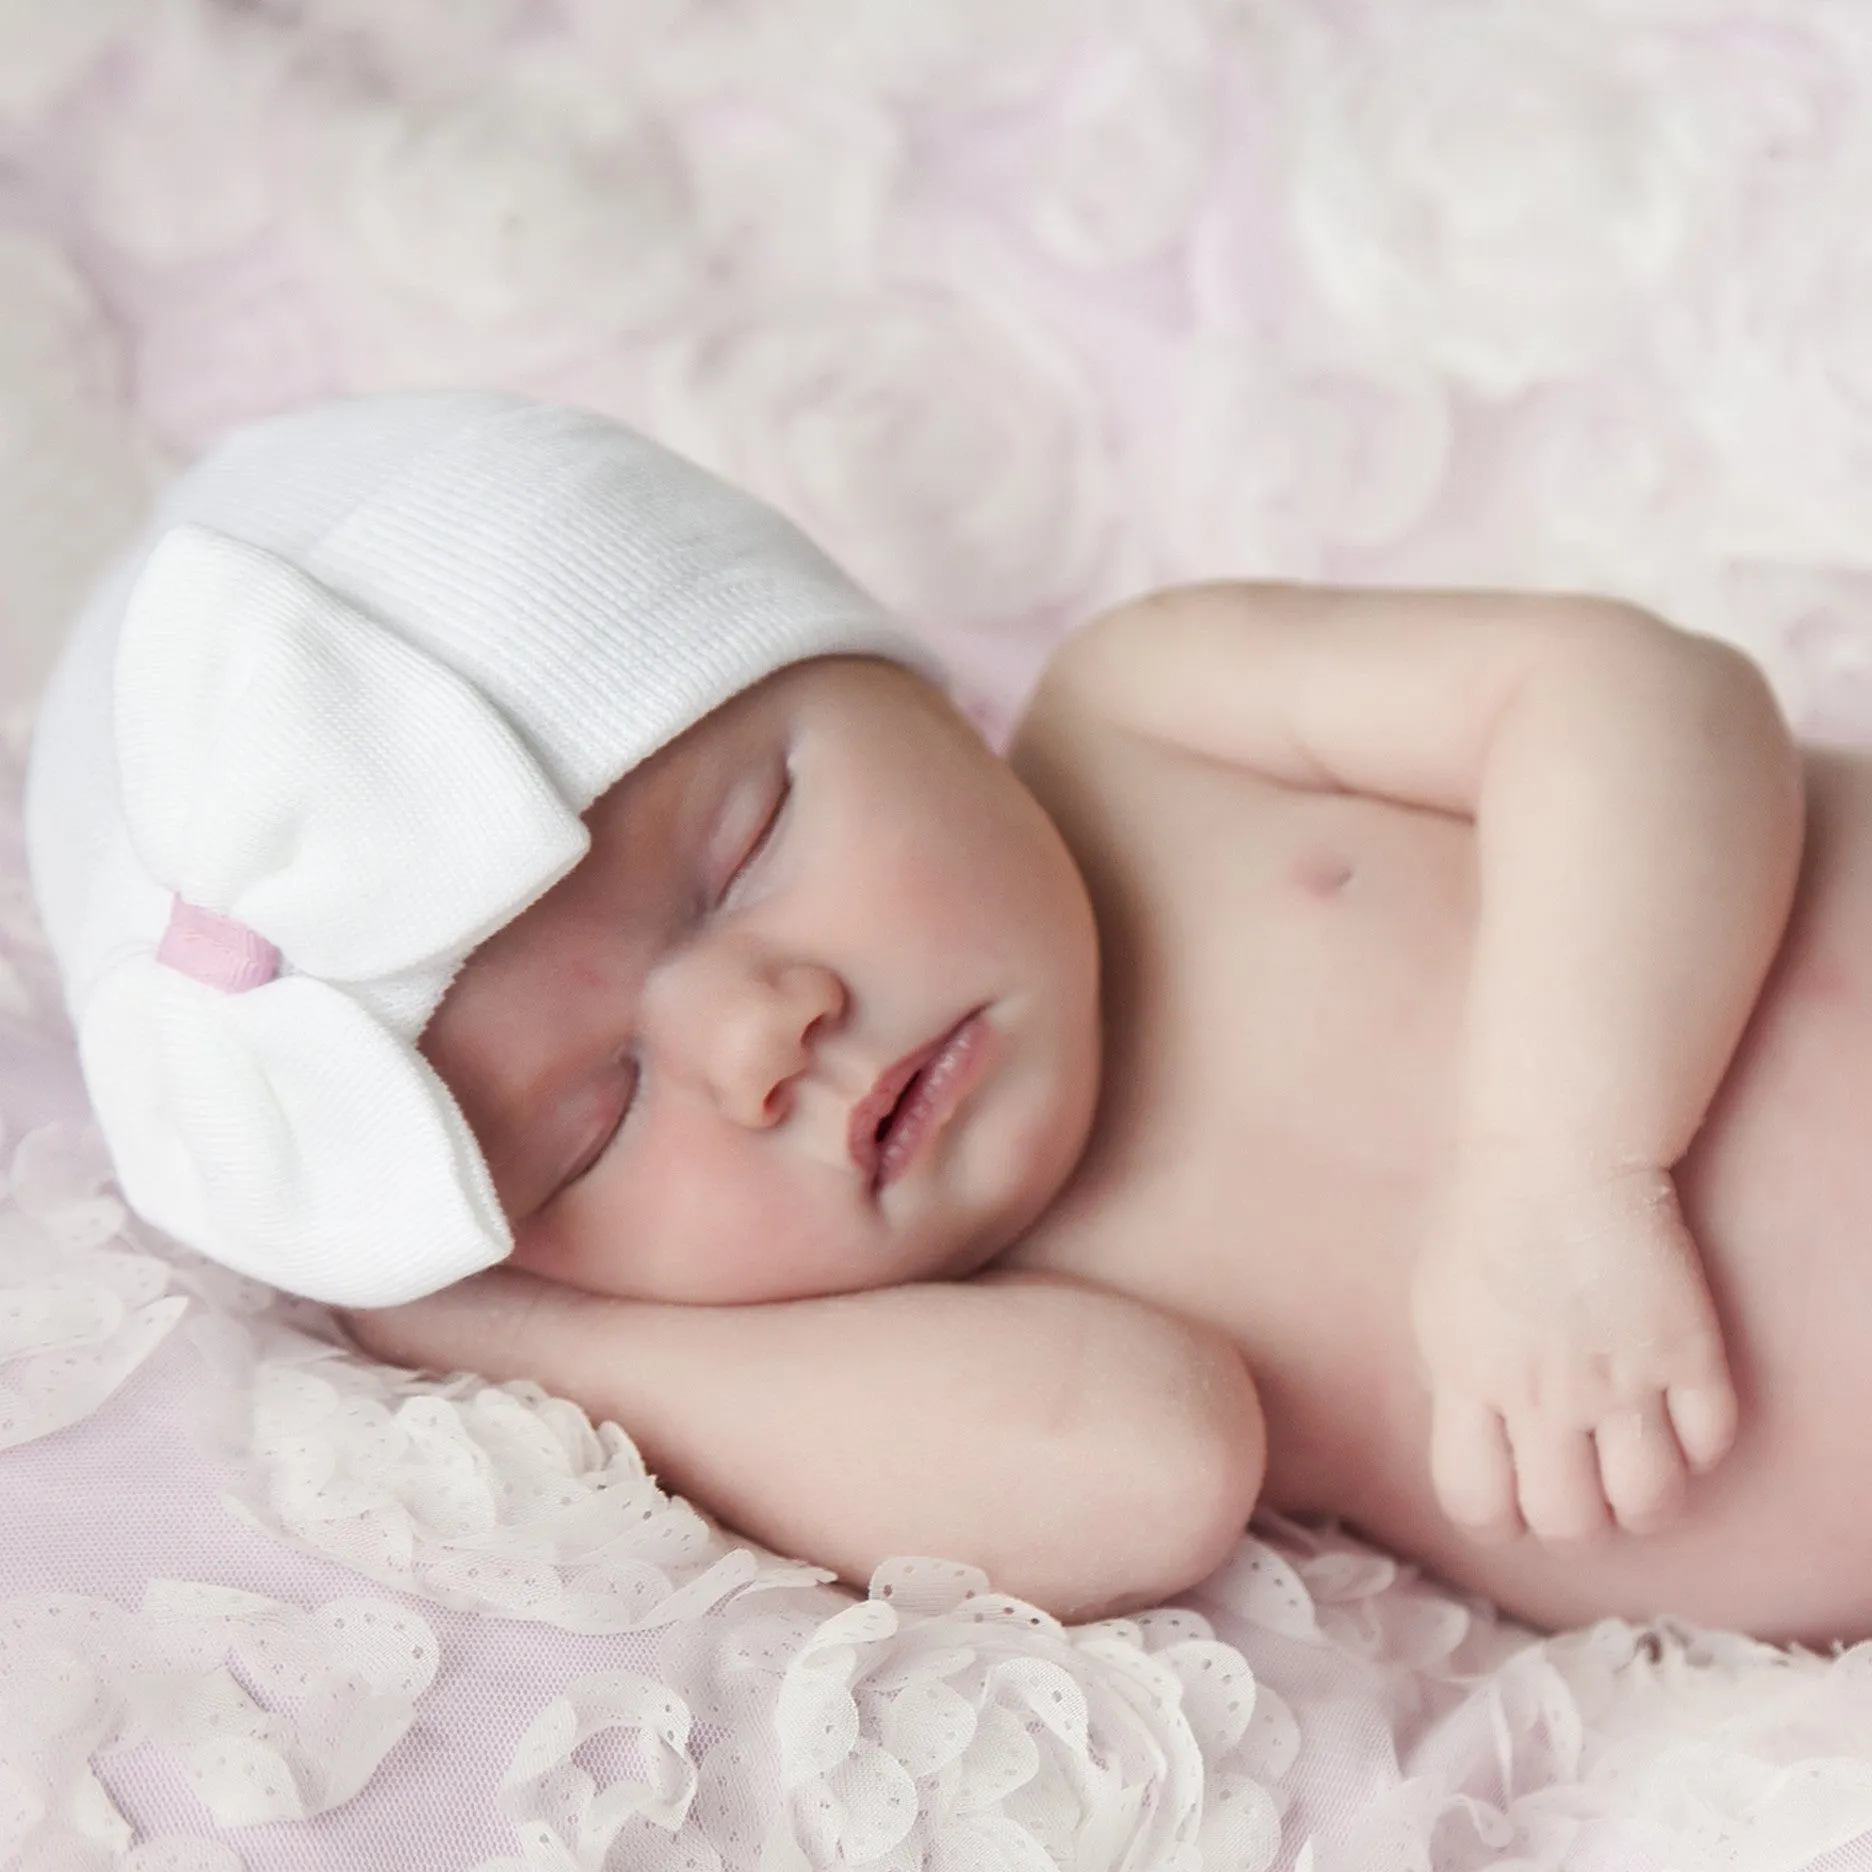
left=1004, top=735, right=1477, bottom=1460
left=1008, top=729, right=1872, bottom=1529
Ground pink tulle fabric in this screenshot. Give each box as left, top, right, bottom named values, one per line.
left=5, top=2, right=1872, bottom=1867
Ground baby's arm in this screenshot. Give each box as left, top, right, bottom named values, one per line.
left=1032, top=582, right=1804, bottom=1546
left=343, top=1265, right=1266, bottom=1621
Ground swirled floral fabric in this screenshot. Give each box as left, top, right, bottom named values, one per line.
left=8, top=2, right=1872, bottom=1867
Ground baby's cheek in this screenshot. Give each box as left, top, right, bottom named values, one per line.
left=844, top=849, right=951, bottom=946
left=502, top=1107, right=745, bottom=1302
left=506, top=1202, right=643, bottom=1299
left=616, top=1114, right=864, bottom=1305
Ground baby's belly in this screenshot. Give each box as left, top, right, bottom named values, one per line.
left=1016, top=740, right=1872, bottom=1642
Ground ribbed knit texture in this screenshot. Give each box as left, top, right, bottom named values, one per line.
left=24, top=391, right=933, bottom=1305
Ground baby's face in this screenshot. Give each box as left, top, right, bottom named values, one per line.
left=421, top=656, right=1101, bottom=1304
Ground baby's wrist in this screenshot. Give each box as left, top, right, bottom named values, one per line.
left=1447, top=1123, right=1671, bottom=1195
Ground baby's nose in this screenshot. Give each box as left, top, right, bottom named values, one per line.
left=701, top=957, right=848, bottom=1127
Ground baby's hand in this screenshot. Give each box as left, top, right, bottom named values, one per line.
left=1410, top=1146, right=1739, bottom=1546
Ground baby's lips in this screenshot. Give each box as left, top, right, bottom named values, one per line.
left=848, top=1010, right=989, bottom=1190
left=849, top=1027, right=951, bottom=1182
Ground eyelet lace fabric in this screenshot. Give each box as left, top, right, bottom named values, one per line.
left=225, top=1346, right=828, bottom=1631
left=9, top=2, right=1872, bottom=1867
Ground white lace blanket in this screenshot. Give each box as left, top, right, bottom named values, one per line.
left=6, top=3, right=1872, bottom=1867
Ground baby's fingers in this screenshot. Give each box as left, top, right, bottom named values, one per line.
left=1594, top=1400, right=1688, bottom=1534
left=1508, top=1419, right=1608, bottom=1546
left=1429, top=1393, right=1522, bottom=1544
left=1668, top=1377, right=1739, bottom=1473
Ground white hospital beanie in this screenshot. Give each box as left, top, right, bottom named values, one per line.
left=24, top=390, right=932, bottom=1307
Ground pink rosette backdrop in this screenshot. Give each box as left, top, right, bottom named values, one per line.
left=4, top=3, right=1872, bottom=1868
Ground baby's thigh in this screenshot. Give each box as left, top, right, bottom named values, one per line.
left=1430, top=1371, right=1872, bottom=1645
left=1555, top=1223, right=1872, bottom=1642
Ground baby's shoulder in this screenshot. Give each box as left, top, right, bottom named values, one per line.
left=1011, top=589, right=1256, bottom=841
left=1007, top=650, right=1162, bottom=855
left=1009, top=594, right=1182, bottom=801
left=1016, top=590, right=1184, bottom=739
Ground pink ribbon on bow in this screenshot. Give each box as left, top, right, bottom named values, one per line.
left=156, top=898, right=281, bottom=994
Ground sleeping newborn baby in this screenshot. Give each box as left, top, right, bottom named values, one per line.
left=29, top=392, right=1860, bottom=1644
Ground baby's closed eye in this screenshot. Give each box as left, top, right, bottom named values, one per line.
left=710, top=756, right=792, bottom=910
left=553, top=1056, right=641, bottom=1195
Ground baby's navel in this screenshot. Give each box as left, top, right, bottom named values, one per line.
left=1288, top=847, right=1356, bottom=899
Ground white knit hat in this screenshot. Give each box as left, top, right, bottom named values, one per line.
left=24, top=391, right=933, bottom=1306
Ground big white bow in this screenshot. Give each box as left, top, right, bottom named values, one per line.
left=78, top=525, right=590, bottom=1305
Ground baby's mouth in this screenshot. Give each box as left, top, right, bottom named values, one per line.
left=849, top=1010, right=991, bottom=1192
